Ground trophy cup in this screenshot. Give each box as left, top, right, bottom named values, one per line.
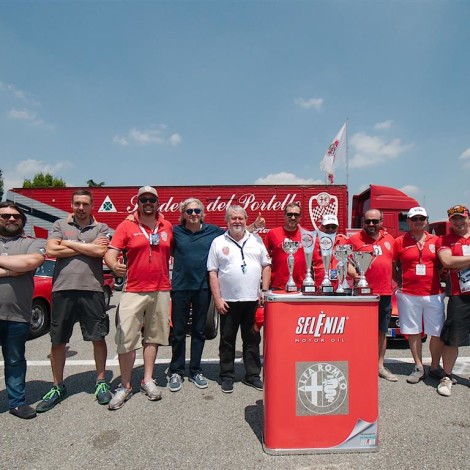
left=300, top=228, right=317, bottom=295
left=282, top=239, right=300, bottom=292
left=352, top=251, right=376, bottom=295
left=333, top=244, right=353, bottom=295
left=319, top=234, right=336, bottom=294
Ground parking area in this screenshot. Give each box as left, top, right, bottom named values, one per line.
left=1, top=291, right=470, bottom=469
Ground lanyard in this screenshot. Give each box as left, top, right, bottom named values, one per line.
left=412, top=234, right=426, bottom=264
left=226, top=233, right=249, bottom=274
left=139, top=223, right=160, bottom=263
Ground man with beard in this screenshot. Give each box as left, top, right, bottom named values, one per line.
left=349, top=209, right=396, bottom=381
left=105, top=186, right=172, bottom=410
left=436, top=205, right=470, bottom=397
left=0, top=202, right=45, bottom=419
left=207, top=205, right=271, bottom=393
left=37, top=190, right=112, bottom=413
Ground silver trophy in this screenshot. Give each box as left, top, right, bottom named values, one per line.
left=300, top=228, right=317, bottom=295
left=352, top=251, right=376, bottom=295
left=282, top=239, right=300, bottom=292
left=333, top=244, right=353, bottom=294
left=319, top=233, right=336, bottom=294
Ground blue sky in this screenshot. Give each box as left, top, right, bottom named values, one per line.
left=0, top=0, right=468, bottom=222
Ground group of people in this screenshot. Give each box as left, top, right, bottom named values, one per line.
left=1, top=185, right=469, bottom=419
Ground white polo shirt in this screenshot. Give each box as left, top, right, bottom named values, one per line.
left=207, top=231, right=271, bottom=301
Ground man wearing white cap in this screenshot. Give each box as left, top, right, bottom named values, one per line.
left=312, top=213, right=348, bottom=291
left=435, top=204, right=470, bottom=396
left=105, top=186, right=173, bottom=410
left=393, top=207, right=445, bottom=384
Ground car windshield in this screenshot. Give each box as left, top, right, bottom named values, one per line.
left=35, top=259, right=55, bottom=277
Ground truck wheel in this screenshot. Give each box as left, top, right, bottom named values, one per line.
left=205, top=296, right=219, bottom=340
left=28, top=299, right=51, bottom=340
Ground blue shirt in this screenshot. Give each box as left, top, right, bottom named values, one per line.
left=172, top=223, right=224, bottom=290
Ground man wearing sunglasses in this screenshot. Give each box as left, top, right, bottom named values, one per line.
left=105, top=186, right=173, bottom=410
left=0, top=202, right=45, bottom=419
left=37, top=190, right=112, bottom=413
left=435, top=204, right=470, bottom=397
left=264, top=203, right=306, bottom=290
left=393, top=207, right=445, bottom=385
left=349, top=209, right=396, bottom=382
left=169, top=198, right=264, bottom=392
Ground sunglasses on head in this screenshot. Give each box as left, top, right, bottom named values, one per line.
left=364, top=219, right=381, bottom=225
left=186, top=208, right=202, bottom=215
left=286, top=212, right=301, bottom=218
left=0, top=213, right=22, bottom=220
left=448, top=205, right=468, bottom=216
left=139, top=197, right=158, bottom=204
left=410, top=216, right=427, bottom=222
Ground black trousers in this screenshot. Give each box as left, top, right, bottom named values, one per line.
left=219, top=300, right=261, bottom=381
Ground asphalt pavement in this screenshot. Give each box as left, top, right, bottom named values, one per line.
left=1, top=291, right=470, bottom=470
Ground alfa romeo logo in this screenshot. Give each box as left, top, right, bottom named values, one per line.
left=297, top=362, right=348, bottom=415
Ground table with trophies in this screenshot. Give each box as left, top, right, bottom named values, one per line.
left=263, top=229, right=380, bottom=454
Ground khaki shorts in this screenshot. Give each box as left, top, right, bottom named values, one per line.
left=115, top=291, right=170, bottom=354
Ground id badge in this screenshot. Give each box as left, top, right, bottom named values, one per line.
left=463, top=245, right=470, bottom=256
left=150, top=233, right=160, bottom=246
left=329, top=269, right=338, bottom=280
left=373, top=245, right=383, bottom=256
left=416, top=264, right=426, bottom=276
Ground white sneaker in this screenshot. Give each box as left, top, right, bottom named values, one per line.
left=437, top=377, right=452, bottom=397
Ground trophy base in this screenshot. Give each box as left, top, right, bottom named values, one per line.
left=321, top=285, right=335, bottom=294
left=354, top=286, right=372, bottom=296
left=285, top=285, right=299, bottom=293
left=301, top=285, right=316, bottom=295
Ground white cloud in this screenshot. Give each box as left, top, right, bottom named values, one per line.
left=459, top=148, right=470, bottom=168
left=254, top=172, right=323, bottom=185
left=15, top=159, right=73, bottom=177
left=113, top=126, right=181, bottom=147
left=294, top=97, right=323, bottom=110
left=399, top=185, right=420, bottom=195
left=349, top=132, right=412, bottom=168
left=0, top=81, right=40, bottom=106
left=7, top=107, right=53, bottom=130
left=374, top=120, right=393, bottom=130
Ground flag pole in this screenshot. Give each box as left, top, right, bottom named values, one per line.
left=346, top=118, right=349, bottom=189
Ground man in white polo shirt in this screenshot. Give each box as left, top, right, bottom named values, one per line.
left=207, top=205, right=271, bottom=394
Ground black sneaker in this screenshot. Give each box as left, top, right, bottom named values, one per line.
left=36, top=384, right=66, bottom=413
left=221, top=379, right=234, bottom=394
left=242, top=378, right=263, bottom=391
left=95, top=381, right=112, bottom=405
left=9, top=405, right=37, bottom=420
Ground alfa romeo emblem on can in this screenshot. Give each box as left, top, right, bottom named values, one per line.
left=296, top=362, right=348, bottom=415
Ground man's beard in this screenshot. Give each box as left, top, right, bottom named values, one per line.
left=0, top=224, right=23, bottom=237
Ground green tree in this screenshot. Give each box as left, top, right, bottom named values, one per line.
left=23, top=172, right=66, bottom=188
left=87, top=179, right=105, bottom=187
left=0, top=169, right=4, bottom=201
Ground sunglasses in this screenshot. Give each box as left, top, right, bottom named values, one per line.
left=447, top=205, right=468, bottom=216
left=186, top=208, right=202, bottom=215
left=286, top=213, right=301, bottom=218
left=323, top=224, right=338, bottom=230
left=410, top=216, right=427, bottom=222
left=364, top=219, right=381, bottom=225
left=139, top=197, right=158, bottom=204
left=0, top=213, right=22, bottom=220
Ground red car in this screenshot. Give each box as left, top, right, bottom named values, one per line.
left=29, top=259, right=115, bottom=340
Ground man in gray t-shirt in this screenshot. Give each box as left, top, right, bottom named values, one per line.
left=0, top=202, right=45, bottom=419
left=36, top=189, right=112, bottom=413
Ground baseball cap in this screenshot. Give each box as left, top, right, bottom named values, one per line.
left=407, top=207, right=428, bottom=219
left=322, top=214, right=339, bottom=226
left=137, top=186, right=159, bottom=198
left=447, top=204, right=469, bottom=219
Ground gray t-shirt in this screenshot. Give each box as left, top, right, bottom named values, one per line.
left=0, top=235, right=46, bottom=323
left=48, top=218, right=109, bottom=292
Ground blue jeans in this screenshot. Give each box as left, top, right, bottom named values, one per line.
left=0, top=320, right=30, bottom=409
left=170, top=289, right=210, bottom=376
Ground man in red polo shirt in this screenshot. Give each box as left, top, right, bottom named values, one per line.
left=349, top=209, right=396, bottom=381
left=264, top=203, right=306, bottom=290
left=105, top=186, right=173, bottom=410
left=394, top=207, right=445, bottom=384
left=435, top=204, right=470, bottom=397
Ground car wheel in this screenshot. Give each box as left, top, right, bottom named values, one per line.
left=114, top=276, right=124, bottom=291
left=205, top=296, right=219, bottom=340
left=28, top=299, right=50, bottom=340
left=103, top=286, right=112, bottom=309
